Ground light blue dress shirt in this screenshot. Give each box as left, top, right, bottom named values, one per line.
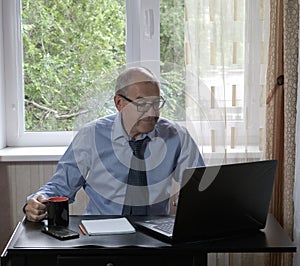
left=27, top=113, right=204, bottom=215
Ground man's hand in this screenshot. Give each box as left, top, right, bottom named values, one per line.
left=24, top=195, right=48, bottom=222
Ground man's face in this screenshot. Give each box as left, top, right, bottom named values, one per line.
left=114, top=82, right=161, bottom=139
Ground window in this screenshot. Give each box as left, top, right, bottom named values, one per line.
left=3, top=0, right=268, bottom=160
left=4, top=0, right=127, bottom=146
left=3, top=0, right=158, bottom=146
left=22, top=0, right=126, bottom=132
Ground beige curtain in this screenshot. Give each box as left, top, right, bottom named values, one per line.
left=293, top=0, right=300, bottom=263
left=184, top=0, right=269, bottom=166
left=265, top=0, right=299, bottom=266
left=184, top=0, right=298, bottom=265
left=184, top=0, right=269, bottom=265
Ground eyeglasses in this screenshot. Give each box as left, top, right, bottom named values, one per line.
left=118, top=94, right=166, bottom=112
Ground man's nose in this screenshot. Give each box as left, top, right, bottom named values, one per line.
left=144, top=104, right=159, bottom=117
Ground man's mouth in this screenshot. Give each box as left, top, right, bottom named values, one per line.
left=140, top=116, right=158, bottom=122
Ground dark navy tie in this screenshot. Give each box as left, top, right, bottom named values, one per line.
left=122, top=137, right=150, bottom=215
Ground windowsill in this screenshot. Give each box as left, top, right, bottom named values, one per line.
left=0, top=145, right=262, bottom=163
left=0, top=146, right=68, bottom=162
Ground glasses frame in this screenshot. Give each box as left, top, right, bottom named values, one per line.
left=117, top=94, right=166, bottom=113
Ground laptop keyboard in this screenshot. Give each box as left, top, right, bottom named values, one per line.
left=154, top=222, right=174, bottom=234
left=152, top=218, right=175, bottom=234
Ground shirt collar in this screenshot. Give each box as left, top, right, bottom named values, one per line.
left=112, top=112, right=157, bottom=142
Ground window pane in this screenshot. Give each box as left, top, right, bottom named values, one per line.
left=160, top=0, right=186, bottom=121
left=22, top=0, right=126, bottom=131
left=160, top=0, right=246, bottom=124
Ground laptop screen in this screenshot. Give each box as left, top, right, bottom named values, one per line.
left=172, top=160, right=277, bottom=241
left=134, top=160, right=277, bottom=243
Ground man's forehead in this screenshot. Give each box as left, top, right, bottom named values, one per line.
left=115, top=67, right=160, bottom=93
left=127, top=82, right=160, bottom=96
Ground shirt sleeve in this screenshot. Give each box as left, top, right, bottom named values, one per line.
left=173, top=124, right=205, bottom=183
left=26, top=125, right=92, bottom=204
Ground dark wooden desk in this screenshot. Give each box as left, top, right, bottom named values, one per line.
left=1, top=214, right=296, bottom=266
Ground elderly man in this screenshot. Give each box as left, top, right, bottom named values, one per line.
left=24, top=66, right=204, bottom=222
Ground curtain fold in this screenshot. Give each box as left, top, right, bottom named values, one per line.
left=293, top=5, right=300, bottom=263
left=292, top=1, right=300, bottom=265
left=265, top=0, right=285, bottom=227
left=265, top=0, right=299, bottom=266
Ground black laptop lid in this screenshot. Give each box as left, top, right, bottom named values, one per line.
left=172, top=160, right=277, bottom=242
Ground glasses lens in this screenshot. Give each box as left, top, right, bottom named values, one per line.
left=152, top=100, right=162, bottom=110
left=135, top=97, right=165, bottom=112
left=137, top=102, right=151, bottom=112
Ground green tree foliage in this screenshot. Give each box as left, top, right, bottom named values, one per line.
left=23, top=0, right=126, bottom=131
left=160, top=0, right=184, bottom=67
left=160, top=0, right=185, bottom=121
left=22, top=0, right=185, bottom=131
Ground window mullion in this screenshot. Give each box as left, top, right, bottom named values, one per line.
left=3, top=0, right=24, bottom=146
left=126, top=0, right=160, bottom=77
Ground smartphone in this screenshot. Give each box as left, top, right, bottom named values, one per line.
left=41, top=226, right=79, bottom=240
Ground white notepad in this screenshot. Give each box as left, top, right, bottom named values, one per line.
left=81, top=217, right=136, bottom=235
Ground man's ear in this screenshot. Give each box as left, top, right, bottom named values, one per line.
left=114, top=95, right=123, bottom=111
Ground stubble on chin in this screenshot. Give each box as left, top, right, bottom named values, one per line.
left=131, top=116, right=159, bottom=137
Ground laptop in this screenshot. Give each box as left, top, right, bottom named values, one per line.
left=133, top=160, right=277, bottom=243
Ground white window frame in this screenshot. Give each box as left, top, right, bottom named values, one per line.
left=0, top=0, right=6, bottom=149
left=1, top=0, right=266, bottom=161
left=2, top=0, right=160, bottom=147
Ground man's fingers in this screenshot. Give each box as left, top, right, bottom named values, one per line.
left=25, top=202, right=47, bottom=222
left=26, top=211, right=47, bottom=222
left=25, top=196, right=48, bottom=222
left=37, top=195, right=48, bottom=204
left=27, top=204, right=46, bottom=214
left=28, top=199, right=47, bottom=211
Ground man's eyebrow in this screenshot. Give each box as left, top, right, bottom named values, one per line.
left=134, top=96, right=150, bottom=101
left=135, top=96, right=159, bottom=99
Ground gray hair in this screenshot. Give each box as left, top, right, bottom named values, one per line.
left=115, top=66, right=160, bottom=95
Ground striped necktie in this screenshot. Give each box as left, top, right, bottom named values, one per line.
left=122, top=136, right=150, bottom=215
